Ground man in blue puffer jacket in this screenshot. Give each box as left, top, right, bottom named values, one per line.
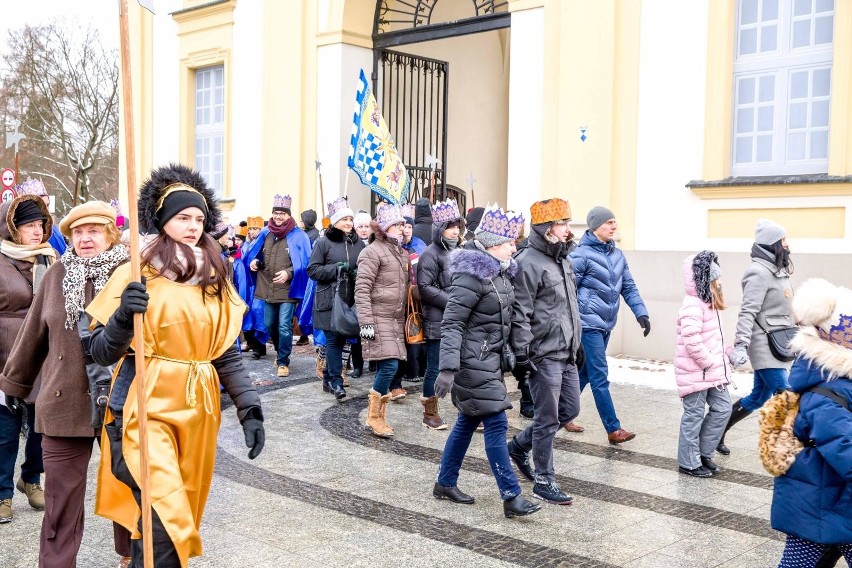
left=568, top=206, right=649, bottom=444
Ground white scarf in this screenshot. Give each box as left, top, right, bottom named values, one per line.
left=0, top=240, right=56, bottom=291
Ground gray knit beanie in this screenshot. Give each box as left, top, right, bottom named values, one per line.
left=586, top=206, right=616, bottom=231
left=754, top=219, right=786, bottom=246
left=474, top=226, right=514, bottom=248
left=709, top=262, right=722, bottom=282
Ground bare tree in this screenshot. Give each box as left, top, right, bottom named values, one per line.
left=1, top=21, right=118, bottom=216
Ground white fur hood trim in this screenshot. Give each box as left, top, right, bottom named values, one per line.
left=790, top=326, right=852, bottom=380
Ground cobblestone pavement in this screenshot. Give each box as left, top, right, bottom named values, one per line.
left=1, top=346, right=847, bottom=567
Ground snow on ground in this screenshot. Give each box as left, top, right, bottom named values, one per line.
left=607, top=355, right=756, bottom=396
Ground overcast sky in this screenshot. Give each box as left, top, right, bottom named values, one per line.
left=0, top=0, right=119, bottom=50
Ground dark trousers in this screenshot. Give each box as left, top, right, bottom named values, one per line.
left=351, top=340, right=364, bottom=372
left=39, top=435, right=131, bottom=568
left=0, top=404, right=42, bottom=499
left=389, top=344, right=426, bottom=391
left=437, top=411, right=521, bottom=500
left=321, top=329, right=347, bottom=389
left=514, top=358, right=581, bottom=483
left=422, top=339, right=441, bottom=397
left=243, top=330, right=267, bottom=356
left=778, top=535, right=851, bottom=568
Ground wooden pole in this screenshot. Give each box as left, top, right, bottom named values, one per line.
left=118, top=2, right=154, bottom=566
left=13, top=152, right=19, bottom=188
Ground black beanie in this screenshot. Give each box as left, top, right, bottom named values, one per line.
left=13, top=200, right=47, bottom=227
left=157, top=189, right=208, bottom=229
left=301, top=209, right=317, bottom=228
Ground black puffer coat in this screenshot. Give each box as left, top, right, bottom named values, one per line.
left=416, top=223, right=462, bottom=340
left=412, top=198, right=433, bottom=246
left=307, top=226, right=365, bottom=332
left=440, top=247, right=517, bottom=417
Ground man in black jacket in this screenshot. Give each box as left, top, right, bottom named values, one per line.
left=301, top=209, right=320, bottom=243
left=412, top=198, right=433, bottom=246
left=507, top=197, right=582, bottom=506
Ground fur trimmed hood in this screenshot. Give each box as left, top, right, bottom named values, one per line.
left=324, top=226, right=357, bottom=244
left=138, top=163, right=221, bottom=234
left=790, top=328, right=852, bottom=382
left=1, top=194, right=52, bottom=244
left=449, top=247, right=518, bottom=280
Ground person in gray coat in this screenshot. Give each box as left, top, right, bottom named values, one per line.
left=717, top=219, right=794, bottom=455
left=507, top=198, right=582, bottom=506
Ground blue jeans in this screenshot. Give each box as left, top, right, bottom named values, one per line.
left=372, top=359, right=399, bottom=395
left=423, top=339, right=441, bottom=397
left=578, top=329, right=621, bottom=433
left=263, top=301, right=296, bottom=367
left=321, top=329, right=346, bottom=389
left=437, top=411, right=521, bottom=500
left=739, top=367, right=790, bottom=412
left=0, top=404, right=42, bottom=499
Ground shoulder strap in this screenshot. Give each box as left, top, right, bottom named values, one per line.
left=807, top=386, right=851, bottom=411
left=490, top=277, right=508, bottom=343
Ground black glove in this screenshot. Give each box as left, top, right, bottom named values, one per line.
left=4, top=395, right=25, bottom=415
left=115, top=277, right=149, bottom=327
left=512, top=354, right=538, bottom=381
left=336, top=261, right=350, bottom=273
left=638, top=316, right=651, bottom=337
left=434, top=370, right=455, bottom=399
left=242, top=416, right=265, bottom=460
left=573, top=343, right=586, bottom=371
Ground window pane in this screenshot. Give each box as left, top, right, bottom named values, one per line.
left=737, top=108, right=754, bottom=133
left=760, top=25, right=778, bottom=51
left=759, top=75, right=775, bottom=102
left=762, top=0, right=779, bottom=20
left=810, top=130, right=828, bottom=158
left=738, top=77, right=756, bottom=104
left=787, top=132, right=806, bottom=160
left=813, top=68, right=831, bottom=96
left=816, top=0, right=834, bottom=12
left=811, top=100, right=830, bottom=127
left=792, top=19, right=811, bottom=48
left=757, top=106, right=774, bottom=130
left=740, top=28, right=758, bottom=55
left=789, top=102, right=808, bottom=128
left=814, top=16, right=833, bottom=44
left=756, top=135, right=773, bottom=162
left=741, top=0, right=758, bottom=24
left=790, top=71, right=809, bottom=99
left=735, top=137, right=753, bottom=163
left=794, top=0, right=812, bottom=16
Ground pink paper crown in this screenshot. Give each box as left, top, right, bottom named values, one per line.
left=400, top=203, right=415, bottom=219
left=375, top=202, right=405, bottom=231
left=431, top=198, right=461, bottom=224
left=273, top=194, right=292, bottom=210
left=16, top=177, right=47, bottom=197
left=478, top=203, right=524, bottom=240
left=110, top=199, right=127, bottom=228
left=327, top=196, right=350, bottom=217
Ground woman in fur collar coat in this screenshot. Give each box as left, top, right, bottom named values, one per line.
left=770, top=278, right=852, bottom=567
left=431, top=206, right=541, bottom=519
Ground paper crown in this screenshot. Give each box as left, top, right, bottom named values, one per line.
left=16, top=177, right=47, bottom=197
left=272, top=194, right=292, bottom=211
left=109, top=199, right=127, bottom=228
left=327, top=196, right=350, bottom=218
left=375, top=202, right=405, bottom=232
left=246, top=216, right=264, bottom=228
left=431, top=198, right=462, bottom=224
left=236, top=224, right=248, bottom=237
left=478, top=203, right=524, bottom=240
left=794, top=278, right=852, bottom=350
left=530, top=198, right=571, bottom=225
left=400, top=203, right=415, bottom=220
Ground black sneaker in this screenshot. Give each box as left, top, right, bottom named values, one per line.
left=678, top=465, right=714, bottom=478
left=532, top=481, right=573, bottom=505
left=700, top=456, right=721, bottom=473
left=519, top=405, right=534, bottom=419
left=507, top=439, right=534, bottom=482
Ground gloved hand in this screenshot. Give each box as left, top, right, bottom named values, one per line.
left=729, top=345, right=748, bottom=368
left=573, top=343, right=586, bottom=371
left=512, top=354, right=538, bottom=381
left=359, top=324, right=375, bottom=340
left=242, top=416, right=265, bottom=460
left=4, top=395, right=25, bottom=415
left=637, top=316, right=651, bottom=337
left=434, top=370, right=455, bottom=399
left=115, top=277, right=149, bottom=327
left=336, top=261, right=350, bottom=273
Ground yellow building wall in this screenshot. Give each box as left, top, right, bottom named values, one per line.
left=708, top=207, right=846, bottom=239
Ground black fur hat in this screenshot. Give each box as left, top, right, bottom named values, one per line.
left=138, top=163, right=221, bottom=234
left=692, top=250, right=721, bottom=304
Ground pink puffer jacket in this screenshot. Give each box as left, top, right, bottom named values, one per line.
left=674, top=255, right=731, bottom=397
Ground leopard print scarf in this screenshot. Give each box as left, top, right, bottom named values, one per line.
left=60, top=245, right=130, bottom=329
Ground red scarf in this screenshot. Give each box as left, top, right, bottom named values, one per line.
left=268, top=216, right=296, bottom=239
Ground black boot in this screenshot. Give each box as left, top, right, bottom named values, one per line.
left=716, top=401, right=751, bottom=455
left=432, top=483, right=475, bottom=504
left=701, top=456, right=721, bottom=473
left=503, top=494, right=541, bottom=518
left=519, top=381, right=534, bottom=419
left=507, top=439, right=534, bottom=482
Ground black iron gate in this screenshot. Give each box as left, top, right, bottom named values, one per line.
left=372, top=49, right=465, bottom=213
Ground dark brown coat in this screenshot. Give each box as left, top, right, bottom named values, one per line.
left=255, top=233, right=296, bottom=303
left=354, top=230, right=410, bottom=361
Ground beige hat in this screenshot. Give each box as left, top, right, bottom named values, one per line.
left=59, top=200, right=117, bottom=237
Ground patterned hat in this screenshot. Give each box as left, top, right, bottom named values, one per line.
left=793, top=278, right=852, bottom=350
left=16, top=177, right=47, bottom=197
left=211, top=222, right=232, bottom=240
left=375, top=202, right=405, bottom=232
left=431, top=198, right=462, bottom=224
left=530, top=198, right=571, bottom=225
left=272, top=194, right=292, bottom=212
left=474, top=203, right=524, bottom=247
left=401, top=203, right=415, bottom=220
left=246, top=216, right=264, bottom=229
left=109, top=199, right=127, bottom=228
left=328, top=196, right=354, bottom=226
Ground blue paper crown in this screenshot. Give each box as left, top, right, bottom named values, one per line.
left=478, top=203, right=524, bottom=240
left=327, top=196, right=350, bottom=217
left=16, top=177, right=47, bottom=197
left=431, top=198, right=461, bottom=224
left=273, top=194, right=292, bottom=210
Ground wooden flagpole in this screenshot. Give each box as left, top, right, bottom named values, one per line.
left=118, top=2, right=154, bottom=566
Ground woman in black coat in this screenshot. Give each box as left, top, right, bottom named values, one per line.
left=307, top=198, right=364, bottom=401
left=432, top=205, right=540, bottom=518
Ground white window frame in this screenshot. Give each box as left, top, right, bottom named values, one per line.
left=194, top=65, right=225, bottom=196
left=731, top=0, right=833, bottom=176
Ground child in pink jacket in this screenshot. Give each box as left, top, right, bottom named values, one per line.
left=675, top=251, right=732, bottom=477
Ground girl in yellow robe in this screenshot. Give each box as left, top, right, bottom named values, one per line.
left=86, top=164, right=265, bottom=568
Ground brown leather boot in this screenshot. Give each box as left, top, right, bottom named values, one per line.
left=563, top=421, right=585, bottom=433
left=365, top=389, right=394, bottom=438
left=420, top=396, right=447, bottom=430
left=607, top=428, right=636, bottom=445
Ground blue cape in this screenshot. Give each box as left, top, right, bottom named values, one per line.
left=49, top=224, right=67, bottom=256
left=241, top=225, right=312, bottom=301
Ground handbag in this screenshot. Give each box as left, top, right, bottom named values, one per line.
left=76, top=312, right=115, bottom=433
left=330, top=270, right=360, bottom=337
left=491, top=278, right=516, bottom=373
left=755, top=319, right=798, bottom=362
left=405, top=286, right=425, bottom=344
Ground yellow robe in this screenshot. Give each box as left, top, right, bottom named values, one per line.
left=86, top=263, right=246, bottom=567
